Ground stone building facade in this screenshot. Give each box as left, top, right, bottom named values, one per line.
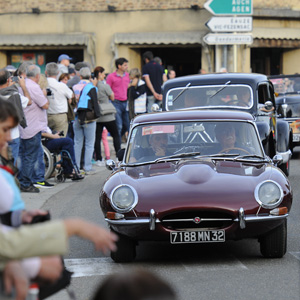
left=0, top=0, right=299, bottom=75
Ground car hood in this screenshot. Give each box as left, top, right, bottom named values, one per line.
left=103, top=160, right=289, bottom=216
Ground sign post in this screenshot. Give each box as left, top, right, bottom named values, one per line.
left=205, top=17, right=252, bottom=32
left=204, top=0, right=253, bottom=15
left=203, top=0, right=253, bottom=72
left=203, top=33, right=253, bottom=45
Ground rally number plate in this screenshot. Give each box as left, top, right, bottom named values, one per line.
left=293, top=134, right=300, bottom=142
left=170, top=230, right=225, bottom=244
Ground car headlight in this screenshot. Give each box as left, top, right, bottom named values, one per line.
left=110, top=184, right=138, bottom=213
left=254, top=180, right=283, bottom=209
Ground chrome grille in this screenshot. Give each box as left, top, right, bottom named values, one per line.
left=161, top=211, right=233, bottom=230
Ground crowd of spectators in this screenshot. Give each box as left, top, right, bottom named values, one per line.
left=0, top=50, right=170, bottom=187
left=0, top=52, right=177, bottom=299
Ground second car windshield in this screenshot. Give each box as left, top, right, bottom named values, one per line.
left=166, top=85, right=253, bottom=110
left=125, top=121, right=263, bottom=164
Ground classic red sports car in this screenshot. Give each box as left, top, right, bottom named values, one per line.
left=99, top=110, right=292, bottom=262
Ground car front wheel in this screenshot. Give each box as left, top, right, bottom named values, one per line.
left=259, top=219, right=287, bottom=258
left=110, top=230, right=136, bottom=263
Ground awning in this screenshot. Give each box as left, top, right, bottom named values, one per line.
left=252, top=27, right=300, bottom=47
left=113, top=31, right=206, bottom=45
left=253, top=27, right=300, bottom=40
left=0, top=33, right=96, bottom=66
left=0, top=33, right=95, bottom=47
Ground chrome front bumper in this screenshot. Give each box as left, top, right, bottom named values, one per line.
left=105, top=208, right=289, bottom=231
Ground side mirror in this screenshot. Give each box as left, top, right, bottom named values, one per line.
left=264, top=101, right=274, bottom=111
left=151, top=103, right=160, bottom=112
left=272, top=154, right=283, bottom=166
left=117, top=148, right=125, bottom=161
left=105, top=159, right=116, bottom=171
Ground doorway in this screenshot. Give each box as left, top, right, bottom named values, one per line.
left=140, top=46, right=202, bottom=77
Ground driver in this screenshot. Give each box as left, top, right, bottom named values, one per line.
left=215, top=123, right=236, bottom=152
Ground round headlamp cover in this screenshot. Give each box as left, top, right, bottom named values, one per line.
left=110, top=184, right=138, bottom=212
left=254, top=180, right=283, bottom=209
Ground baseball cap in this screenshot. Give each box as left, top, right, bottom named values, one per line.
left=58, top=54, right=72, bottom=62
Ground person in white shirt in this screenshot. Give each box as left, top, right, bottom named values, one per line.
left=45, top=63, right=73, bottom=137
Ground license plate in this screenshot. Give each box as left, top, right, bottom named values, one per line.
left=170, top=230, right=225, bottom=244
left=293, top=134, right=300, bottom=142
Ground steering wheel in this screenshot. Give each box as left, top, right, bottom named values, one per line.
left=226, top=99, right=238, bottom=106
left=219, top=147, right=251, bottom=155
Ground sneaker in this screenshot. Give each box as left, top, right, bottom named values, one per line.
left=33, top=181, right=55, bottom=189
left=95, top=160, right=105, bottom=167
left=84, top=168, right=97, bottom=175
left=20, top=185, right=40, bottom=193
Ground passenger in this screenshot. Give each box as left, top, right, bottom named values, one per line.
left=129, top=133, right=168, bottom=163
left=149, top=133, right=168, bottom=157
left=92, top=269, right=176, bottom=300
left=236, top=88, right=251, bottom=107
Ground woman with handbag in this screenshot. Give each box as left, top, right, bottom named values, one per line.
left=93, top=67, right=120, bottom=166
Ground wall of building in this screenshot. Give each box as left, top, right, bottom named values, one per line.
left=0, top=1, right=299, bottom=74
left=283, top=49, right=300, bottom=75
left=0, top=0, right=299, bottom=13
left=0, top=9, right=210, bottom=72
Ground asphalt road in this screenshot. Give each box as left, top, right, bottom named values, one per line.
left=22, top=151, right=300, bottom=300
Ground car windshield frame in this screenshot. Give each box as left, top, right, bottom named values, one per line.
left=124, top=119, right=265, bottom=165
left=165, top=84, right=254, bottom=111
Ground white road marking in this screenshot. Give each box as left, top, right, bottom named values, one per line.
left=290, top=252, right=300, bottom=260
left=64, top=255, right=248, bottom=278
left=64, top=257, right=122, bottom=278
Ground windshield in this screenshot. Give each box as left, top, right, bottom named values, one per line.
left=269, top=76, right=300, bottom=95
left=125, top=120, right=263, bottom=164
left=166, top=84, right=253, bottom=111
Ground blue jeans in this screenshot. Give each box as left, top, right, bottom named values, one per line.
left=8, top=137, right=20, bottom=165
left=44, top=137, right=75, bottom=174
left=18, top=132, right=45, bottom=187
left=73, top=119, right=96, bottom=171
left=113, top=100, right=129, bottom=143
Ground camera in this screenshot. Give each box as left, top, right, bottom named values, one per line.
left=11, top=76, right=19, bottom=83
left=46, top=88, right=53, bottom=96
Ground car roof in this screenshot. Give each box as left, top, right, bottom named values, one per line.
left=132, top=110, right=254, bottom=125
left=163, top=73, right=268, bottom=90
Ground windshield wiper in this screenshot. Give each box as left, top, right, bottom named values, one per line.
left=155, top=152, right=201, bottom=162
left=172, top=83, right=191, bottom=103
left=209, top=81, right=231, bottom=99
left=233, top=155, right=270, bottom=162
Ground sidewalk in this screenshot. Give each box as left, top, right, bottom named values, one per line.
left=22, top=166, right=104, bottom=211
left=22, top=136, right=124, bottom=210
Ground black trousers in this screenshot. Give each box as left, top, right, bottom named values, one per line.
left=94, top=120, right=121, bottom=161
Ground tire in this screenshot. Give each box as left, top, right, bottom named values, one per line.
left=55, top=173, right=66, bottom=183
left=110, top=231, right=136, bottom=263
left=260, top=219, right=287, bottom=258
left=43, top=145, right=54, bottom=180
